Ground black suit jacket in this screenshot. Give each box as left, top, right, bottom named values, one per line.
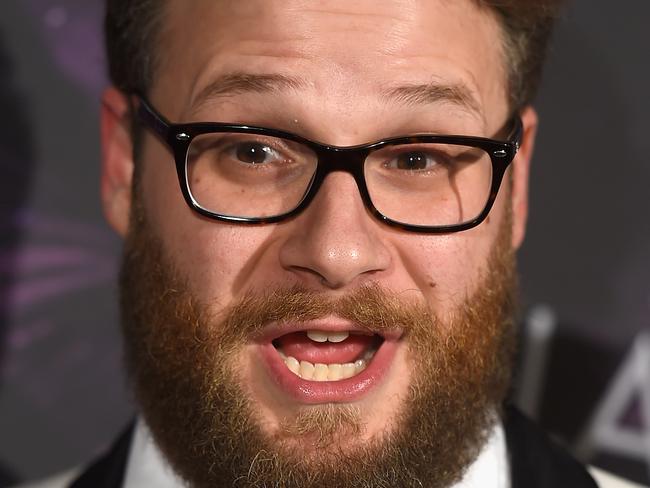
left=69, top=407, right=598, bottom=488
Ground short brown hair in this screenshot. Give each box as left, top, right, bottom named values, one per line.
left=478, top=0, right=566, bottom=107
left=105, top=0, right=565, bottom=110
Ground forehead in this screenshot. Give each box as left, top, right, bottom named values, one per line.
left=153, top=0, right=508, bottom=130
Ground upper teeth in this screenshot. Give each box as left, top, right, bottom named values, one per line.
left=306, top=330, right=349, bottom=343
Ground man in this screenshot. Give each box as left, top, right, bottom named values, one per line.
left=19, top=0, right=642, bottom=487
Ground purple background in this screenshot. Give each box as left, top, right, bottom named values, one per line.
left=0, top=0, right=648, bottom=485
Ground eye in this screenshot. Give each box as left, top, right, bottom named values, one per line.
left=386, top=150, right=447, bottom=172
left=396, top=151, right=429, bottom=170
left=233, top=142, right=280, bottom=165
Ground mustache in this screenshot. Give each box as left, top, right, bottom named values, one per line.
left=205, top=283, right=434, bottom=343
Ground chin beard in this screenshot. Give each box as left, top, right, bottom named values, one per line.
left=119, top=203, right=517, bottom=488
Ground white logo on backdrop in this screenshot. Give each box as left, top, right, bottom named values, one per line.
left=577, top=331, right=650, bottom=475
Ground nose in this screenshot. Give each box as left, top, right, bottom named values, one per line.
left=278, top=172, right=391, bottom=289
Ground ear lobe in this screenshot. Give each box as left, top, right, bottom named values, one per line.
left=510, top=105, right=538, bottom=250
left=101, top=87, right=134, bottom=237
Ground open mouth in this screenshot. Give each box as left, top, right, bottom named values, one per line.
left=272, top=330, right=384, bottom=381
left=256, top=321, right=401, bottom=403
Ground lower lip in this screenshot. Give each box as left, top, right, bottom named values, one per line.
left=259, top=338, right=399, bottom=404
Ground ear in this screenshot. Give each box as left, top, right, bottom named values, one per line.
left=101, top=87, right=134, bottom=237
left=510, top=105, right=538, bottom=250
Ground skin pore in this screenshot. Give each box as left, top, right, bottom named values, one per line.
left=101, top=0, right=538, bottom=486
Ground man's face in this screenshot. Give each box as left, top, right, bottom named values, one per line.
left=102, top=0, right=537, bottom=486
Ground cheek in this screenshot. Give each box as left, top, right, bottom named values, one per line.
left=139, top=142, right=276, bottom=302
left=163, top=221, right=280, bottom=303
left=396, top=212, right=503, bottom=312
left=181, top=227, right=271, bottom=302
left=158, top=219, right=279, bottom=304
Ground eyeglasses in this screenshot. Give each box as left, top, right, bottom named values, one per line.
left=136, top=96, right=522, bottom=233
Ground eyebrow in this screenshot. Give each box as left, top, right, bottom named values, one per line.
left=191, top=72, right=307, bottom=109
left=191, top=72, right=481, bottom=117
left=382, top=82, right=482, bottom=116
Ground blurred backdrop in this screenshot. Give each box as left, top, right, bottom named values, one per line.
left=0, top=0, right=648, bottom=486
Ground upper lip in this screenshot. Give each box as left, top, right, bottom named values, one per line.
left=253, top=317, right=403, bottom=344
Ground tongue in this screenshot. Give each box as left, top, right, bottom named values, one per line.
left=276, top=332, right=373, bottom=364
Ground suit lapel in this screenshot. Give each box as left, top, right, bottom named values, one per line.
left=69, top=423, right=134, bottom=488
left=504, top=407, right=598, bottom=488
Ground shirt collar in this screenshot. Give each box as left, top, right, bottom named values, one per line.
left=122, top=420, right=186, bottom=488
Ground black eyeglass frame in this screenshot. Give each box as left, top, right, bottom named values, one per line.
left=136, top=96, right=522, bottom=234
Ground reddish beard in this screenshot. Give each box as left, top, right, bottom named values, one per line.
left=120, top=204, right=518, bottom=488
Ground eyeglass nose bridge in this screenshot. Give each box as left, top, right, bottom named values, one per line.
left=297, top=145, right=383, bottom=221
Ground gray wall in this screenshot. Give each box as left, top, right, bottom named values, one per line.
left=0, top=0, right=648, bottom=485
